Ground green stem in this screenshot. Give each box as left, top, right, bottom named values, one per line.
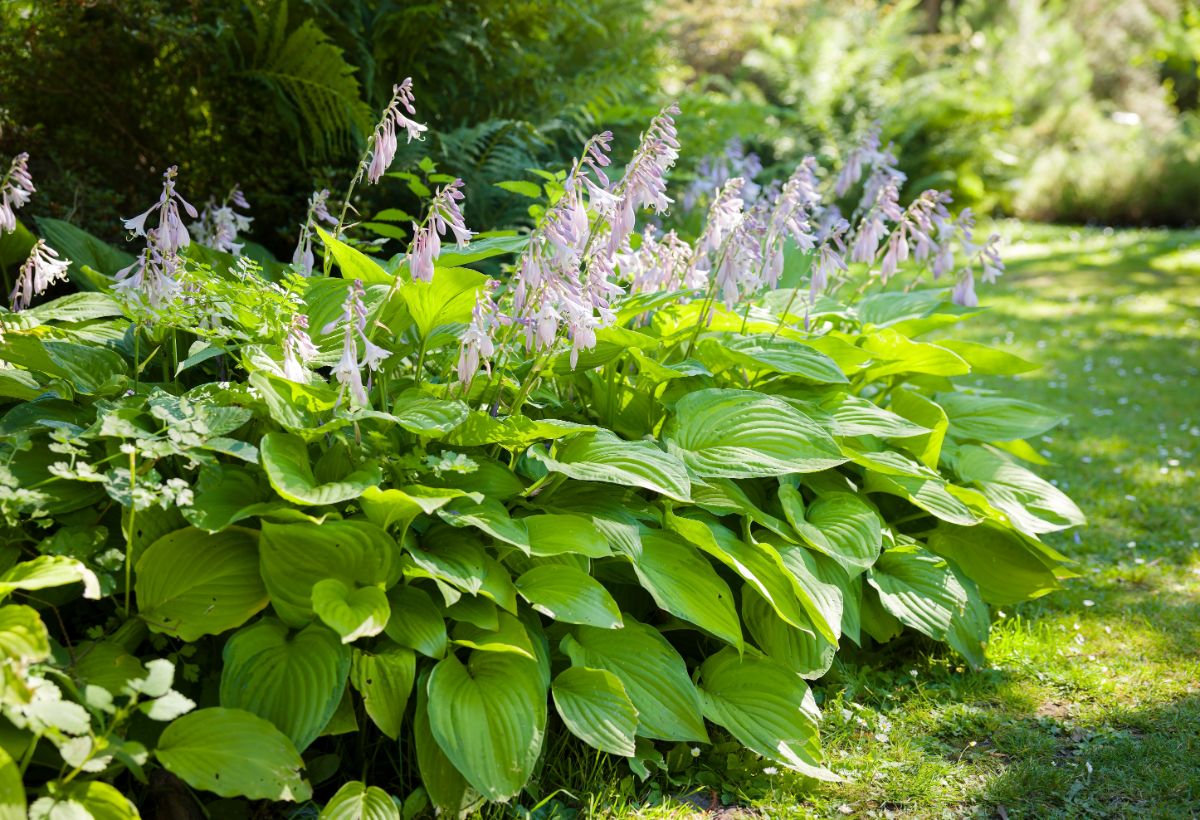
left=124, top=449, right=136, bottom=615
left=413, top=337, right=429, bottom=388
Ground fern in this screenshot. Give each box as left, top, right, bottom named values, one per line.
left=237, top=0, right=374, bottom=161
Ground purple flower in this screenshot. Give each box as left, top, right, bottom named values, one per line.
left=407, top=179, right=473, bottom=283
left=457, top=281, right=498, bottom=388
left=292, top=189, right=338, bottom=276
left=951, top=270, right=978, bottom=307
left=0, top=152, right=35, bottom=235
left=325, top=280, right=390, bottom=407
left=10, top=240, right=70, bottom=311
left=281, top=314, right=319, bottom=382
left=114, top=229, right=184, bottom=310
left=123, top=166, right=197, bottom=255
left=194, top=186, right=253, bottom=255
left=366, top=79, right=427, bottom=185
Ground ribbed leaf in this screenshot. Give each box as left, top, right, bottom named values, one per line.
left=938, top=393, right=1065, bottom=441
left=426, top=652, right=546, bottom=801
left=664, top=389, right=845, bottom=478
left=135, top=527, right=267, bottom=642
left=742, top=587, right=835, bottom=679
left=802, top=492, right=883, bottom=577
left=384, top=585, right=448, bottom=658
left=515, top=565, right=622, bottom=628
left=950, top=445, right=1085, bottom=535
left=830, top=394, right=930, bottom=438
left=523, top=514, right=611, bottom=558
left=311, top=580, right=390, bottom=644
left=220, top=619, right=350, bottom=751
left=698, top=334, right=848, bottom=383
left=867, top=545, right=966, bottom=641
left=698, top=647, right=835, bottom=780
left=530, top=431, right=691, bottom=502
left=927, top=523, right=1061, bottom=604
left=156, top=708, right=311, bottom=801
left=260, top=432, right=381, bottom=506
left=350, top=643, right=415, bottom=740
left=552, top=667, right=638, bottom=756
left=561, top=620, right=707, bottom=742
left=320, top=781, right=400, bottom=820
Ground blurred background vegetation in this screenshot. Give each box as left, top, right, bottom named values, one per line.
left=2, top=0, right=1198, bottom=255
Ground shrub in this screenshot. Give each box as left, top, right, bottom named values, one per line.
left=0, top=86, right=1081, bottom=816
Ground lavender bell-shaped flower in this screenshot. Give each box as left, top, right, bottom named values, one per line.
left=457, top=281, right=498, bottom=388
left=123, top=166, right=197, bottom=254
left=0, top=152, right=35, bottom=235
left=9, top=240, right=70, bottom=311
left=366, top=79, right=428, bottom=185
left=281, top=314, right=319, bottom=383
left=409, top=179, right=473, bottom=283
left=194, top=186, right=253, bottom=255
left=324, top=280, right=390, bottom=407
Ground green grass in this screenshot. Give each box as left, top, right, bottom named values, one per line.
left=517, top=223, right=1200, bottom=819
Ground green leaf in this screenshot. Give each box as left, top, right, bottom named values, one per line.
left=0, top=555, right=99, bottom=602
left=259, top=519, right=400, bottom=627
left=889, top=388, right=949, bottom=470
left=935, top=339, right=1039, bottom=375
left=800, top=492, right=883, bottom=577
left=312, top=579, right=390, bottom=643
left=183, top=466, right=285, bottom=532
left=867, top=544, right=967, bottom=641
left=664, top=389, right=845, bottom=478
left=426, top=651, right=547, bottom=801
left=861, top=328, right=970, bottom=379
left=135, top=527, right=268, bottom=641
left=384, top=585, right=448, bottom=658
left=156, top=708, right=311, bottom=801
left=389, top=391, right=468, bottom=436
left=432, top=234, right=528, bottom=267
left=494, top=180, right=543, bottom=199
left=530, top=431, right=691, bottom=502
left=320, top=782, right=400, bottom=820
left=523, top=514, right=612, bottom=558
left=30, top=781, right=137, bottom=820
left=698, top=647, right=835, bottom=780
left=863, top=469, right=981, bottom=526
left=0, top=335, right=127, bottom=395
left=622, top=530, right=742, bottom=648
left=220, top=619, right=350, bottom=751
left=24, top=292, right=122, bottom=324
left=830, top=394, right=930, bottom=438
left=260, top=432, right=381, bottom=506
left=937, top=393, right=1065, bottom=441
left=402, top=266, right=488, bottom=342
left=949, top=445, right=1085, bottom=535
left=35, top=217, right=135, bottom=279
left=414, top=671, right=474, bottom=817
left=0, top=745, right=24, bottom=820
left=515, top=565, right=623, bottom=629
left=742, top=587, right=835, bottom=679
left=351, top=643, right=416, bottom=740
left=450, top=611, right=534, bottom=659
left=437, top=496, right=530, bottom=552
left=552, top=667, right=638, bottom=756
left=927, top=523, right=1062, bottom=604
left=318, top=228, right=392, bottom=285
left=698, top=334, right=848, bottom=383
left=561, top=620, right=707, bottom=742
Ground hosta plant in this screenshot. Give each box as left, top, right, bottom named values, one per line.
left=0, top=88, right=1082, bottom=817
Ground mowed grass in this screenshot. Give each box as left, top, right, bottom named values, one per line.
left=520, top=223, right=1200, bottom=819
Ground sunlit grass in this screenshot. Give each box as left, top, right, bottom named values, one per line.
left=528, top=222, right=1199, bottom=819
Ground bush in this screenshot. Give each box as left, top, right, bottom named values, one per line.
left=0, top=89, right=1081, bottom=815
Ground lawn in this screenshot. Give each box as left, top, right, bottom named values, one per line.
left=555, top=223, right=1200, bottom=819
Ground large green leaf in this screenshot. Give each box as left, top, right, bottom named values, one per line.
left=320, top=781, right=400, bottom=820
left=552, top=667, right=638, bottom=757
left=183, top=465, right=286, bottom=532
left=515, top=565, right=622, bottom=629
left=426, top=651, right=546, bottom=801
left=863, top=469, right=981, bottom=526
left=697, top=334, right=848, bottom=384
left=523, top=514, right=611, bottom=558
left=436, top=496, right=530, bottom=552
left=798, top=492, right=883, bottom=577
left=414, top=671, right=475, bottom=817
left=259, top=519, right=400, bottom=627
left=935, top=340, right=1039, bottom=375
left=949, top=445, right=1085, bottom=535
left=311, top=579, right=390, bottom=643
left=384, top=585, right=448, bottom=658
left=830, top=394, right=929, bottom=438
left=742, top=587, right=835, bottom=679
left=530, top=431, right=691, bottom=502
left=30, top=781, right=139, bottom=819
left=889, top=388, right=949, bottom=470
left=260, top=432, right=381, bottom=506
left=664, top=389, right=845, bottom=478
left=927, top=523, right=1061, bottom=604
left=220, top=618, right=350, bottom=751
left=156, top=708, right=311, bottom=801
left=698, top=647, right=834, bottom=780
left=135, top=527, right=267, bottom=641
left=937, top=393, right=1065, bottom=442
left=867, top=544, right=966, bottom=641
left=0, top=335, right=127, bottom=394
left=389, top=391, right=469, bottom=437
left=318, top=228, right=392, bottom=285
left=350, top=642, right=416, bottom=740
left=861, top=329, right=970, bottom=379
left=402, top=265, right=488, bottom=342
left=0, top=605, right=50, bottom=673
left=433, top=234, right=527, bottom=267
left=0, top=555, right=99, bottom=602
left=0, top=744, right=23, bottom=820
left=561, top=620, right=707, bottom=742
left=621, top=530, right=742, bottom=648
left=35, top=216, right=134, bottom=280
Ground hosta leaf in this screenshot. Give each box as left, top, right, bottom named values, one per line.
left=552, top=667, right=638, bottom=757
left=937, top=393, right=1065, bottom=442
left=0, top=605, right=50, bottom=667
left=927, top=523, right=1062, bottom=604
left=426, top=651, right=547, bottom=801
left=436, top=496, right=530, bottom=552
left=414, top=672, right=474, bottom=817
left=135, top=527, right=268, bottom=641
left=183, top=466, right=285, bottom=532
left=320, top=781, right=400, bottom=820
left=621, top=530, right=741, bottom=648
left=0, top=748, right=22, bottom=820
left=311, top=580, right=390, bottom=643
left=530, top=431, right=691, bottom=502
left=31, top=780, right=138, bottom=820
left=863, top=470, right=981, bottom=526
left=515, top=565, right=623, bottom=629
left=318, top=228, right=392, bottom=285
left=156, top=708, right=311, bottom=801
left=861, top=329, right=970, bottom=379
left=697, top=334, right=848, bottom=383
left=0, top=335, right=127, bottom=395
left=523, top=514, right=612, bottom=558
left=402, top=265, right=488, bottom=342
left=830, top=394, right=930, bottom=438
left=451, top=611, right=535, bottom=658
left=889, top=388, right=949, bottom=470
left=935, top=339, right=1039, bottom=375
left=260, top=432, right=381, bottom=506
left=259, top=519, right=400, bottom=627
left=801, top=492, right=884, bottom=577
left=698, top=647, right=835, bottom=780
left=867, top=544, right=966, bottom=641
left=0, top=555, right=99, bottom=602
left=350, top=643, right=416, bottom=740
left=771, top=541, right=843, bottom=642
left=389, top=391, right=468, bottom=437
left=220, top=619, right=350, bottom=751
left=742, top=588, right=835, bottom=680
left=561, top=620, right=707, bottom=742
left=384, top=585, right=448, bottom=658
left=664, top=389, right=845, bottom=478
left=949, top=445, right=1085, bottom=535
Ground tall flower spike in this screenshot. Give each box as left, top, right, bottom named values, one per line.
left=457, top=281, right=498, bottom=389
left=0, top=152, right=35, bottom=235
left=324, top=280, right=390, bottom=407
left=10, top=240, right=70, bottom=311
left=607, top=103, right=680, bottom=253
left=292, top=189, right=338, bottom=276
left=281, top=314, right=319, bottom=382
left=123, top=166, right=197, bottom=254
left=366, top=79, right=428, bottom=184
left=409, top=179, right=473, bottom=283
left=194, top=186, right=253, bottom=255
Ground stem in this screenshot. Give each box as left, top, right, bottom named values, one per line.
left=768, top=286, right=805, bottom=342
left=413, top=337, right=429, bottom=387
left=509, top=351, right=549, bottom=416
left=133, top=326, right=140, bottom=394
left=124, top=449, right=136, bottom=615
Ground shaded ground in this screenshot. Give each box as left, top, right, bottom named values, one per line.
left=540, top=223, right=1199, bottom=819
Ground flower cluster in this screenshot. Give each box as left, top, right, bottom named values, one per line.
left=280, top=314, right=319, bottom=382
left=366, top=79, right=427, bottom=184
left=410, top=178, right=472, bottom=283
left=324, top=280, right=389, bottom=407
left=9, top=240, right=71, bottom=312
left=115, top=166, right=197, bottom=309
left=193, top=187, right=253, bottom=255
left=292, top=189, right=339, bottom=276
left=681, top=137, right=763, bottom=213
left=456, top=280, right=498, bottom=389
left=0, top=152, right=34, bottom=235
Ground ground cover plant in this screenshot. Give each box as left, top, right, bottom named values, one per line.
left=0, top=83, right=1084, bottom=818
